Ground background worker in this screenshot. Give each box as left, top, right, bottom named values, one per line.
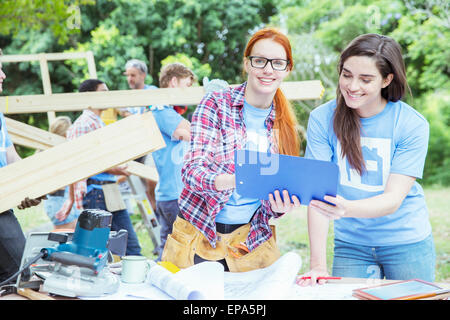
left=121, top=58, right=158, bottom=212
left=150, top=63, right=195, bottom=260
left=43, top=116, right=80, bottom=230
left=56, top=79, right=142, bottom=256
left=0, top=49, right=46, bottom=284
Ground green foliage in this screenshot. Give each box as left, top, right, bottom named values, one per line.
left=0, top=0, right=94, bottom=44
left=418, top=91, right=450, bottom=186
left=275, top=0, right=450, bottom=185
left=65, top=24, right=149, bottom=90
left=390, top=8, right=450, bottom=95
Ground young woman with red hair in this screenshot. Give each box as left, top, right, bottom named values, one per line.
left=161, top=27, right=301, bottom=272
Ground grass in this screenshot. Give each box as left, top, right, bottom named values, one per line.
left=15, top=187, right=449, bottom=283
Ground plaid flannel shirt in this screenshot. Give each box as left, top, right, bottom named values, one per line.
left=66, top=109, right=104, bottom=209
left=179, top=82, right=285, bottom=251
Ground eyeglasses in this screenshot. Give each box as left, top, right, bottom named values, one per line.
left=247, top=56, right=290, bottom=71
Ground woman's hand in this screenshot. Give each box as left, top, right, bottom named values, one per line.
left=55, top=198, right=74, bottom=221
left=296, top=267, right=330, bottom=287
left=269, top=190, right=301, bottom=214
left=309, top=195, right=350, bottom=220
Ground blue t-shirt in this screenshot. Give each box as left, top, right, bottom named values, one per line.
left=305, top=99, right=431, bottom=246
left=151, top=105, right=187, bottom=201
left=216, top=100, right=272, bottom=224
left=125, top=84, right=158, bottom=115
left=0, top=113, right=13, bottom=168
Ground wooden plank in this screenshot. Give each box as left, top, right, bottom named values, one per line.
left=38, top=54, right=56, bottom=124
left=8, top=132, right=53, bottom=150
left=0, top=81, right=325, bottom=114
left=5, top=117, right=66, bottom=148
left=7, top=118, right=157, bottom=181
left=0, top=52, right=89, bottom=63
left=126, top=160, right=159, bottom=182
left=85, top=51, right=97, bottom=78
left=0, top=112, right=165, bottom=213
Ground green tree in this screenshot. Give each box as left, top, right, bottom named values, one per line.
left=0, top=0, right=277, bottom=158
left=275, top=0, right=450, bottom=185
left=0, top=0, right=94, bottom=44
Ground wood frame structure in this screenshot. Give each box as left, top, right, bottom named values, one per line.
left=0, top=51, right=97, bottom=122
left=0, top=80, right=324, bottom=114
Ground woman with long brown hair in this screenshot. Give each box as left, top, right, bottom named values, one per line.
left=298, top=34, right=435, bottom=285
left=161, top=27, right=301, bottom=272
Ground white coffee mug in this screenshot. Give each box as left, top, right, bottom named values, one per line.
left=121, top=256, right=150, bottom=284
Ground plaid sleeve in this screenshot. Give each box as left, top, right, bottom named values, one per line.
left=66, top=115, right=95, bottom=208
left=181, top=93, right=221, bottom=194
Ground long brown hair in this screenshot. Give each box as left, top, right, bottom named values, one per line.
left=243, top=27, right=300, bottom=157
left=334, top=33, right=408, bottom=175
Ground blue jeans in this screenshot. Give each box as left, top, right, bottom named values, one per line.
left=83, top=189, right=142, bottom=256
left=44, top=192, right=81, bottom=226
left=155, top=199, right=179, bottom=261
left=332, top=234, right=436, bottom=282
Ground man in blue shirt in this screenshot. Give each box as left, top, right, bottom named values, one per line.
left=151, top=63, right=195, bottom=259
left=0, top=51, right=46, bottom=284
left=121, top=59, right=158, bottom=211
left=121, top=59, right=158, bottom=116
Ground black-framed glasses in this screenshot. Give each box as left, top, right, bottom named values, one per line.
left=247, top=56, right=290, bottom=71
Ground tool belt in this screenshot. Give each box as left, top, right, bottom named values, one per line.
left=161, top=216, right=280, bottom=272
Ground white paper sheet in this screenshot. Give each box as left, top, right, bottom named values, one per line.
left=289, top=283, right=363, bottom=300
left=223, top=251, right=302, bottom=300
left=79, top=252, right=370, bottom=300
left=148, top=261, right=224, bottom=300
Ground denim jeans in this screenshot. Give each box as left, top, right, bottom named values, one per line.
left=83, top=189, right=142, bottom=256
left=0, top=210, right=28, bottom=283
left=155, top=199, right=180, bottom=261
left=332, top=234, right=436, bottom=282
left=44, top=193, right=81, bottom=226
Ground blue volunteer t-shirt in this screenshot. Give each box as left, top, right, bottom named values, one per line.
left=151, top=105, right=188, bottom=202
left=125, top=84, right=158, bottom=115
left=0, top=113, right=13, bottom=168
left=305, top=99, right=432, bottom=246
left=216, top=100, right=272, bottom=224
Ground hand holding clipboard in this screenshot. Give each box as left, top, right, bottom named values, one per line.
left=234, top=150, right=339, bottom=206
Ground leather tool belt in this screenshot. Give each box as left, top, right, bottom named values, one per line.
left=161, top=216, right=280, bottom=272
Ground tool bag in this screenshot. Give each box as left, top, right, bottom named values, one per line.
left=161, top=216, right=280, bottom=272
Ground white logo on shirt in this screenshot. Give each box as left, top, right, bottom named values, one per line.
left=337, top=137, right=391, bottom=192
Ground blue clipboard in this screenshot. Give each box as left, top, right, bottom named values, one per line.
left=234, top=149, right=339, bottom=205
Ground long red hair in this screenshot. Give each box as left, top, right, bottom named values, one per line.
left=243, top=27, right=300, bottom=156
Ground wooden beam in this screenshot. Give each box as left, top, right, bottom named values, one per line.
left=0, top=51, right=91, bottom=63
left=0, top=112, right=165, bottom=213
left=0, top=81, right=325, bottom=114
left=6, top=117, right=159, bottom=181
left=38, top=54, right=56, bottom=124
left=7, top=133, right=50, bottom=150
left=125, top=160, right=159, bottom=182
left=5, top=117, right=66, bottom=148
